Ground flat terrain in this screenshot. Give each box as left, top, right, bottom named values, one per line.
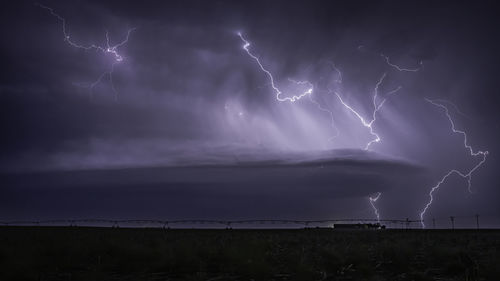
left=0, top=227, right=499, bottom=280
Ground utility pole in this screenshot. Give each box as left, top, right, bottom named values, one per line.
left=475, top=214, right=480, bottom=230
left=432, top=218, right=436, bottom=229
left=450, top=216, right=455, bottom=230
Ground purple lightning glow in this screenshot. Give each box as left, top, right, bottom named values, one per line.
left=37, top=3, right=135, bottom=100
left=237, top=32, right=409, bottom=221
left=381, top=54, right=423, bottom=72
left=307, top=94, right=340, bottom=141
left=433, top=99, right=471, bottom=119
left=334, top=73, right=402, bottom=150
left=329, top=62, right=343, bottom=84
left=309, top=62, right=344, bottom=141
left=236, top=31, right=487, bottom=225
left=369, top=192, right=382, bottom=222
left=237, top=32, right=312, bottom=103
left=237, top=32, right=341, bottom=140
left=287, top=78, right=340, bottom=141
left=419, top=98, right=489, bottom=228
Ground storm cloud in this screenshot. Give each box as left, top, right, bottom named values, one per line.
left=1, top=0, right=499, bottom=226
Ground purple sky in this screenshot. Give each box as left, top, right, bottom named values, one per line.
left=0, top=0, right=499, bottom=227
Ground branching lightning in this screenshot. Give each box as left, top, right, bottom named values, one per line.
left=334, top=73, right=402, bottom=150
left=237, top=33, right=405, bottom=224
left=380, top=54, right=423, bottom=72
left=307, top=94, right=340, bottom=141
left=238, top=32, right=339, bottom=140
left=37, top=3, right=135, bottom=100
left=237, top=32, right=407, bottom=148
left=308, top=62, right=345, bottom=141
left=237, top=33, right=407, bottom=222
left=237, top=32, right=488, bottom=227
left=237, top=32, right=312, bottom=102
left=419, top=98, right=489, bottom=228
left=329, top=62, right=343, bottom=84
left=369, top=192, right=382, bottom=222
left=433, top=99, right=471, bottom=119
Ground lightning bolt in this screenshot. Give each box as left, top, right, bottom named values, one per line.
left=419, top=98, right=489, bottom=228
left=238, top=32, right=340, bottom=140
left=36, top=3, right=135, bottom=100
left=322, top=62, right=393, bottom=220
left=238, top=33, right=470, bottom=225
left=307, top=94, right=340, bottom=141
left=432, top=99, right=471, bottom=119
left=309, top=62, right=345, bottom=141
left=287, top=78, right=340, bottom=141
left=334, top=73, right=402, bottom=150
left=381, top=54, right=423, bottom=72
left=237, top=32, right=312, bottom=102
left=329, top=62, right=343, bottom=84
left=369, top=192, right=382, bottom=223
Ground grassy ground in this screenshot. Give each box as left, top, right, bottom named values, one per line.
left=0, top=227, right=499, bottom=280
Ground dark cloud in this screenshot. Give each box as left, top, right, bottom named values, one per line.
left=1, top=0, right=499, bottom=225
left=0, top=149, right=428, bottom=220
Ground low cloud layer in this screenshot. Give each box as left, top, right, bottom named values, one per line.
left=1, top=149, right=429, bottom=221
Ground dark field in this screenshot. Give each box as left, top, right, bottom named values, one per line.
left=0, top=227, right=499, bottom=281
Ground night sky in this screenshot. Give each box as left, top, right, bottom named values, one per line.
left=1, top=0, right=499, bottom=228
